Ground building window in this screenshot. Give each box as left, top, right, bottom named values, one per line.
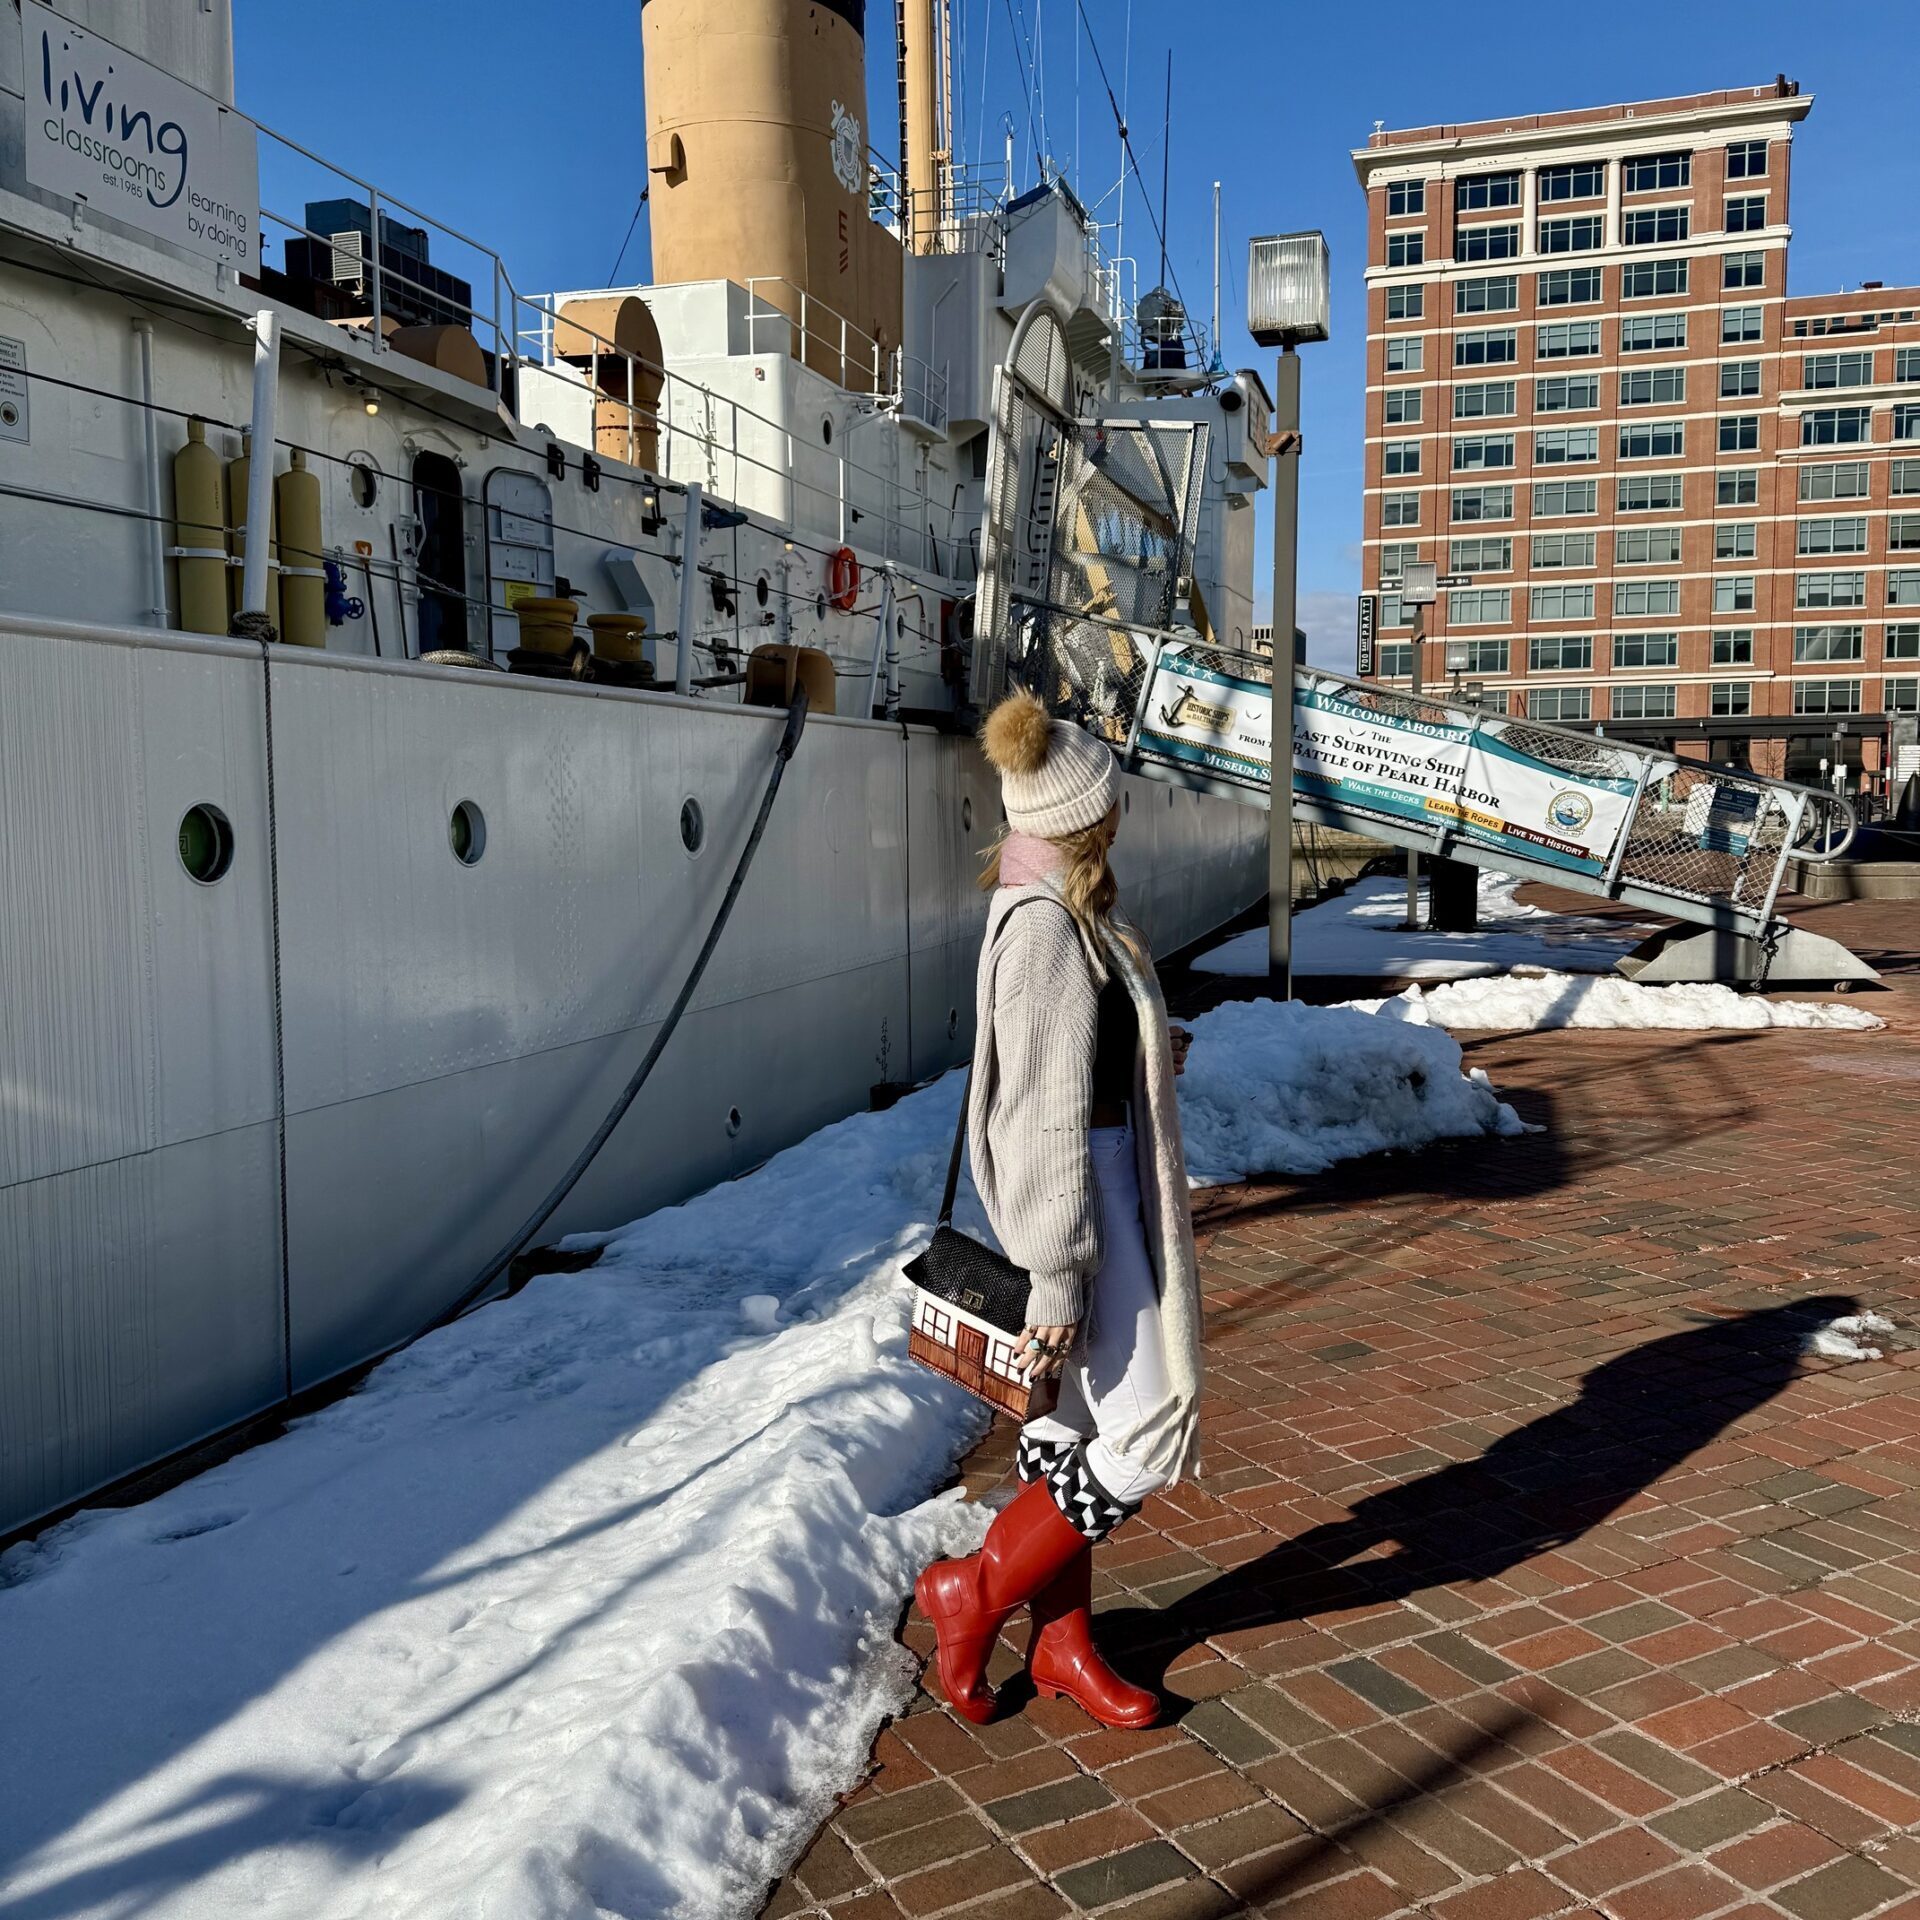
left=1714, top=576, right=1757, bottom=613
left=1896, top=404, right=1920, bottom=441
left=1451, top=484, right=1514, bottom=522
left=1457, top=223, right=1521, bottom=263
left=1455, top=328, right=1518, bottom=367
left=1386, top=232, right=1425, bottom=268
left=1893, top=459, right=1920, bottom=496
left=1620, top=367, right=1686, bottom=407
left=1616, top=527, right=1683, bottom=564
left=1722, top=251, right=1766, bottom=290
left=1802, top=408, right=1872, bottom=446
left=1538, top=267, right=1604, bottom=307
left=1622, top=260, right=1689, bottom=299
left=1614, top=632, right=1679, bottom=669
left=1619, top=475, right=1685, bottom=512
left=1797, top=516, right=1869, bottom=556
left=1385, top=337, right=1425, bottom=373
left=1613, top=580, right=1680, bottom=617
left=1384, top=389, right=1422, bottom=424
left=1539, top=214, right=1606, bottom=253
left=1537, top=427, right=1600, bottom=464
left=1890, top=518, right=1920, bottom=551
left=1712, top=630, right=1754, bottom=665
left=1461, top=638, right=1508, bottom=673
left=1529, top=633, right=1593, bottom=671
left=1449, top=536, right=1512, bottom=572
left=1801, top=462, right=1870, bottom=501
left=1534, top=479, right=1599, bottom=516
left=1453, top=380, right=1516, bottom=420
left=1448, top=587, right=1512, bottom=623
left=1539, top=161, right=1606, bottom=202
left=1624, top=151, right=1691, bottom=192
left=1711, top=681, right=1752, bottom=716
left=1889, top=569, right=1920, bottom=606
left=1897, top=347, right=1920, bottom=383
left=1530, top=687, right=1591, bottom=722
left=1387, top=179, right=1426, bottom=218
left=1537, top=321, right=1603, bottom=359
left=1804, top=350, right=1875, bottom=389
left=1887, top=677, right=1920, bottom=712
left=1620, top=421, right=1685, bottom=459
left=1727, top=140, right=1768, bottom=180
left=1613, top=684, right=1677, bottom=720
left=1721, top=306, right=1764, bottom=344
left=1718, top=415, right=1760, bottom=452
left=1724, top=195, right=1767, bottom=234
left=1621, top=314, right=1687, bottom=353
left=1378, top=643, right=1413, bottom=675
left=1621, top=206, right=1690, bottom=247
left=1720, top=361, right=1761, bottom=398
left=1796, top=571, right=1868, bottom=609
left=1381, top=596, right=1410, bottom=628
left=1455, top=275, right=1519, bottom=315
left=1531, top=531, right=1596, bottom=569
left=1717, top=469, right=1758, bottom=505
left=1453, top=435, right=1515, bottom=471
left=1887, top=623, right=1920, bottom=659
left=1382, top=492, right=1421, bottom=527
left=1715, top=523, right=1757, bottom=560
left=1456, top=172, right=1521, bottom=211
left=1535, top=375, right=1599, bottom=412
left=1793, top=679, right=1862, bottom=715
left=1386, top=285, right=1424, bottom=322
left=1380, top=542, right=1421, bottom=577
left=1383, top=441, right=1421, bottom=476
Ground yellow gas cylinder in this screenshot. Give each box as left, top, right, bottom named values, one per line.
left=514, top=595, right=579, bottom=656
left=171, top=417, right=228, bottom=635
left=226, top=429, right=281, bottom=634
left=275, top=447, right=326, bottom=648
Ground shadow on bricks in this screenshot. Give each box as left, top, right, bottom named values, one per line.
left=1101, top=1296, right=1859, bottom=1697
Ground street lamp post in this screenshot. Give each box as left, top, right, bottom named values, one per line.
left=1247, top=231, right=1330, bottom=998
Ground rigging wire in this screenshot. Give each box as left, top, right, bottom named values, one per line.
left=604, top=188, right=649, bottom=287
left=1001, top=0, right=1042, bottom=183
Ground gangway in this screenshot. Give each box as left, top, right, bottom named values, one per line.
left=974, top=309, right=1870, bottom=986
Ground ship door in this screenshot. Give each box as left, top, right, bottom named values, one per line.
left=412, top=450, right=469, bottom=654
left=955, top=1323, right=987, bottom=1395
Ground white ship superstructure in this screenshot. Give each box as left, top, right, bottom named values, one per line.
left=0, top=0, right=1269, bottom=1535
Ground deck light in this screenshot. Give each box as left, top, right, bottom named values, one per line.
left=1246, top=232, right=1330, bottom=348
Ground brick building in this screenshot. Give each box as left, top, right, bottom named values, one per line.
left=1354, top=80, right=1920, bottom=787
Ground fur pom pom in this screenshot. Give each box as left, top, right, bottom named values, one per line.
left=981, top=690, right=1053, bottom=776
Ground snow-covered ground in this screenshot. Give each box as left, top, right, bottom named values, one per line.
left=1196, top=871, right=1656, bottom=980
left=0, top=996, right=1527, bottom=1920
left=1355, top=973, right=1886, bottom=1034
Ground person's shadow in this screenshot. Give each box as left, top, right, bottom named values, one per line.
left=1097, top=1297, right=1859, bottom=1693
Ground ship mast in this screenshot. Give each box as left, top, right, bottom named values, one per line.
left=898, top=0, right=951, bottom=253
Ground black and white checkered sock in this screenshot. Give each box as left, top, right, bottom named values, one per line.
left=1015, top=1433, right=1076, bottom=1486
left=1042, top=1442, right=1137, bottom=1542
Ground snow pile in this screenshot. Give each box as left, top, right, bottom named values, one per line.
left=1352, top=972, right=1885, bottom=1034
left=1811, top=1310, right=1897, bottom=1363
left=1179, top=998, right=1525, bottom=1186
left=1196, top=871, right=1652, bottom=980
left=0, top=994, right=1529, bottom=1920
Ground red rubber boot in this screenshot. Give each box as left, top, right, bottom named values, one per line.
left=1027, top=1546, right=1161, bottom=1728
left=915, top=1477, right=1090, bottom=1723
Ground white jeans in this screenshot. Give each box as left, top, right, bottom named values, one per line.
left=1021, top=1126, right=1173, bottom=1510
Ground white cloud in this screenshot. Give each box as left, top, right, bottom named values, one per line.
left=1297, top=589, right=1359, bottom=671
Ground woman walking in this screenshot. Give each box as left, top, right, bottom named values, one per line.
left=915, top=690, right=1202, bottom=1730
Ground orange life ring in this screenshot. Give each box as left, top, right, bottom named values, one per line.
left=827, top=545, right=860, bottom=613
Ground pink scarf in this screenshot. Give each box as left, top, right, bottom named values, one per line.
left=998, top=831, right=1067, bottom=888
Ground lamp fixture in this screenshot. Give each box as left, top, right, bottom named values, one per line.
left=1247, top=232, right=1331, bottom=348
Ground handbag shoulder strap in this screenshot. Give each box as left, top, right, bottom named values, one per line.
left=937, top=891, right=1068, bottom=1226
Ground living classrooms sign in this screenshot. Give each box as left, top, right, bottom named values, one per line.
left=1134, top=655, right=1639, bottom=878
left=22, top=10, right=259, bottom=271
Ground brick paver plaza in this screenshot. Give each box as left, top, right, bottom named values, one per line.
left=766, top=891, right=1920, bottom=1920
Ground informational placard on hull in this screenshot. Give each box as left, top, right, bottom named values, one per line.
left=21, top=11, right=259, bottom=270
left=1134, top=653, right=1641, bottom=877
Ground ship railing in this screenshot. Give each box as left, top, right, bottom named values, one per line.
left=739, top=278, right=949, bottom=435
left=904, top=165, right=1012, bottom=259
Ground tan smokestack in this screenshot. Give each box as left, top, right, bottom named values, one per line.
left=643, top=0, right=904, bottom=387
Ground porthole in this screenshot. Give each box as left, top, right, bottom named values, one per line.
left=725, top=1105, right=744, bottom=1137
left=947, top=1006, right=960, bottom=1040
left=816, top=591, right=829, bottom=622
left=177, top=803, right=234, bottom=884
left=821, top=415, right=834, bottom=446
left=680, top=796, right=705, bottom=855
left=348, top=459, right=379, bottom=509
left=961, top=795, right=973, bottom=832
left=896, top=612, right=907, bottom=640
left=449, top=799, right=486, bottom=865
left=1122, top=790, right=1131, bottom=815
left=756, top=573, right=770, bottom=608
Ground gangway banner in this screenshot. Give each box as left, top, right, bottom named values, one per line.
left=1134, top=652, right=1640, bottom=877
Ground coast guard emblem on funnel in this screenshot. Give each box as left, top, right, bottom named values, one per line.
left=830, top=101, right=863, bottom=195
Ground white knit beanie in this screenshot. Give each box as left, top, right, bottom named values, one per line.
left=980, top=690, right=1121, bottom=838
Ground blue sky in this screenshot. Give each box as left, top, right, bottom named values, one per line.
left=236, top=1, right=1919, bottom=666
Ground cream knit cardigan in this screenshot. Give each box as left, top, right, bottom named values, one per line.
left=967, top=883, right=1203, bottom=1483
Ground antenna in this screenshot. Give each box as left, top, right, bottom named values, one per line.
left=1158, top=50, right=1170, bottom=291
left=1211, top=179, right=1221, bottom=371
